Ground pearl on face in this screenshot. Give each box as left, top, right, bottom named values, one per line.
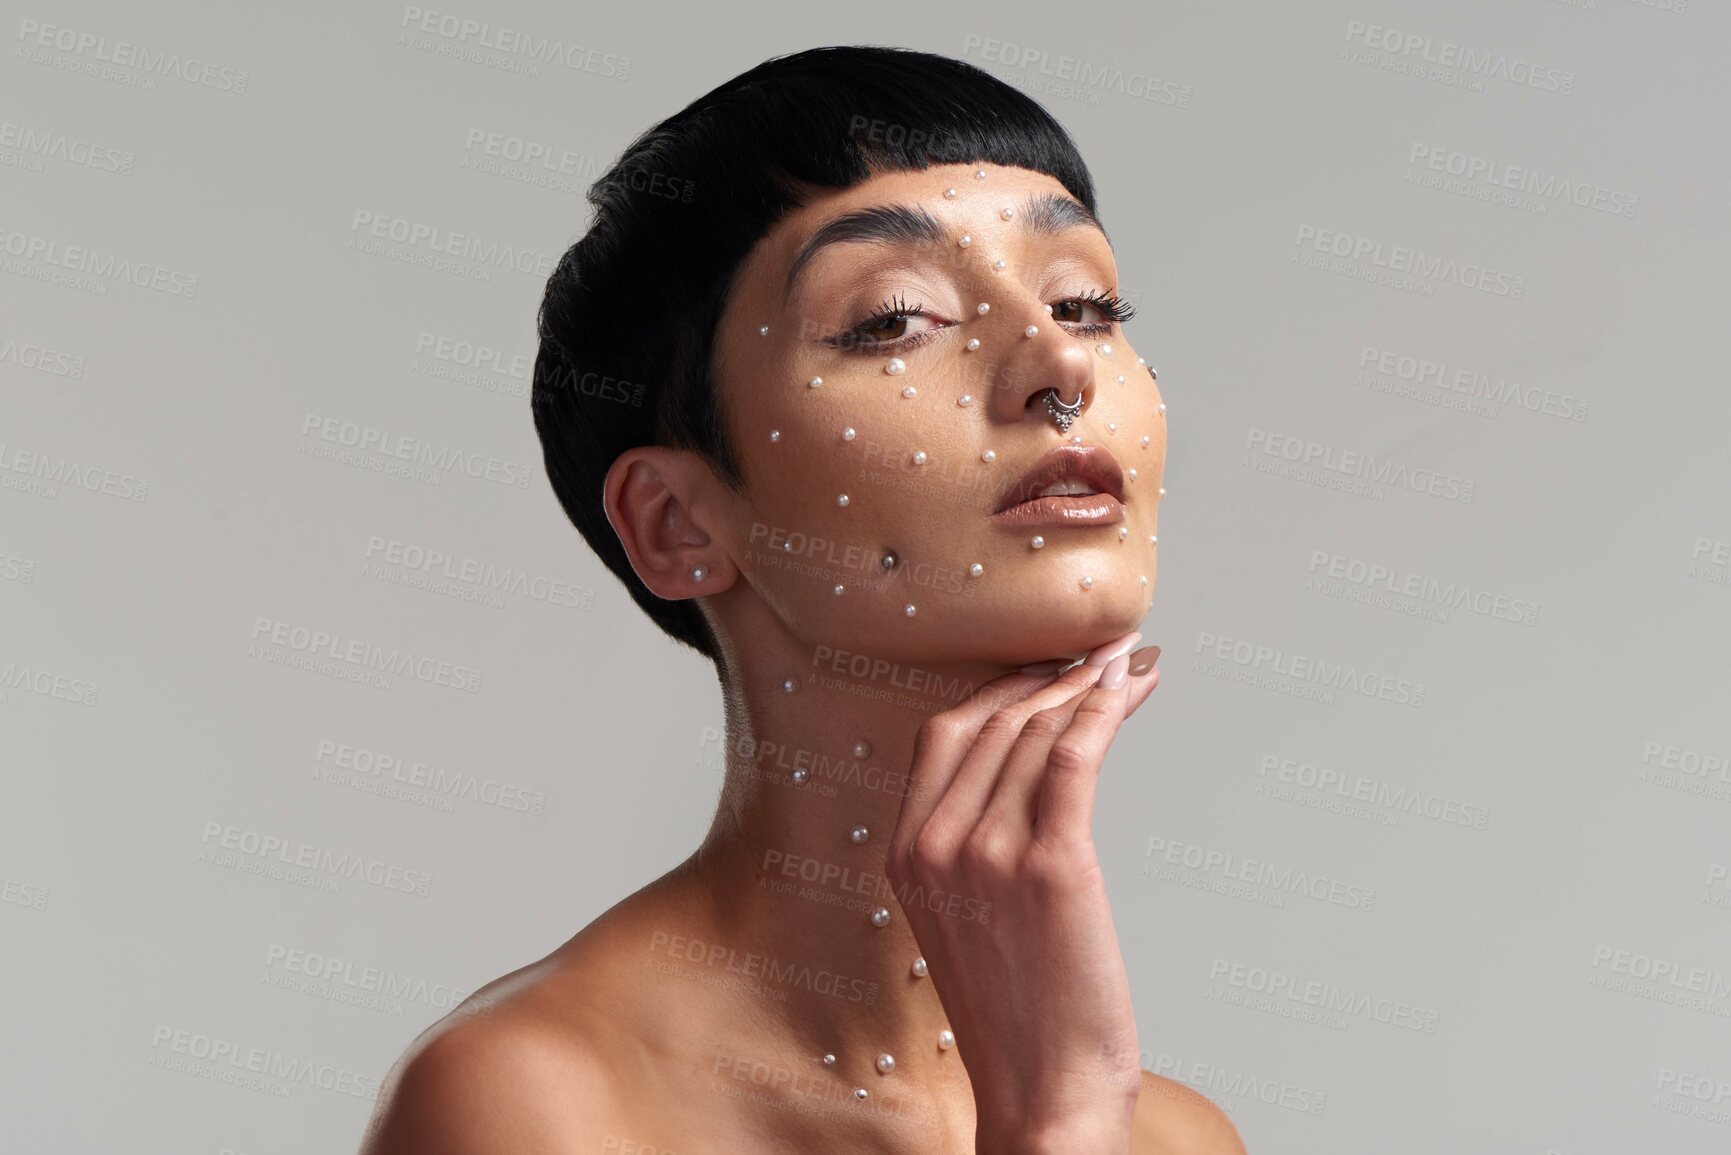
left=782, top=677, right=797, bottom=693
left=912, top=957, right=928, bottom=977
left=957, top=394, right=973, bottom=406
left=850, top=825, right=869, bottom=844
left=880, top=551, right=897, bottom=569
left=876, top=1054, right=895, bottom=1074
left=969, top=562, right=983, bottom=577
left=852, top=739, right=872, bottom=758
left=993, top=258, right=1007, bottom=270
left=792, top=768, right=808, bottom=785
left=823, top=1054, right=836, bottom=1066
left=1070, top=434, right=1083, bottom=445
left=902, top=385, right=917, bottom=398
left=870, top=906, right=891, bottom=927
left=1159, top=486, right=1166, bottom=497
left=1080, top=575, right=1094, bottom=589
left=885, top=357, right=906, bottom=375
left=1031, top=535, right=1044, bottom=549
left=980, top=449, right=995, bottom=462
left=1128, top=467, right=1138, bottom=480
left=976, top=302, right=990, bottom=315
left=834, top=583, right=844, bottom=595
left=1044, top=303, right=1054, bottom=314
left=904, top=603, right=916, bottom=617
left=808, top=376, right=823, bottom=389
left=758, top=325, right=769, bottom=337
left=1141, top=435, right=1150, bottom=446
left=1024, top=325, right=1038, bottom=337
left=966, top=338, right=981, bottom=351
left=944, top=187, right=958, bottom=198
left=842, top=427, right=856, bottom=440
left=912, top=450, right=927, bottom=465
left=855, top=1087, right=869, bottom=1100
left=1116, top=374, right=1126, bottom=383
left=1158, top=402, right=1166, bottom=413
left=1149, top=535, right=1157, bottom=544
left=1096, top=343, right=1114, bottom=357
left=1107, top=421, right=1117, bottom=432
left=958, top=233, right=972, bottom=248
left=1000, top=206, right=1013, bottom=220
left=938, top=1030, right=955, bottom=1050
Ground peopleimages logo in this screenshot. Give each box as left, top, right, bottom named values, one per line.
left=1294, top=225, right=1525, bottom=299
left=199, top=820, right=434, bottom=897
left=1343, top=19, right=1575, bottom=94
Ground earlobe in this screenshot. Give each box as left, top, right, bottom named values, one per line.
left=605, top=449, right=726, bottom=601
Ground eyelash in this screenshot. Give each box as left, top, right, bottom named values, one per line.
left=827, top=289, right=1136, bottom=353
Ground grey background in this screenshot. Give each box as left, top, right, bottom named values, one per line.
left=3, top=1, right=1728, bottom=1152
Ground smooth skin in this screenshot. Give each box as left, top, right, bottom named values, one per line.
left=360, top=163, right=1246, bottom=1154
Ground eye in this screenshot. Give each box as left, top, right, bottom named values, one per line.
left=828, top=294, right=951, bottom=353
left=1051, top=290, right=1136, bottom=335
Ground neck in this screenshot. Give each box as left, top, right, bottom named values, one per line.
left=684, top=604, right=1041, bottom=1115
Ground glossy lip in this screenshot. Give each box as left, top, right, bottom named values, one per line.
left=990, top=493, right=1125, bottom=527
left=991, top=444, right=1127, bottom=517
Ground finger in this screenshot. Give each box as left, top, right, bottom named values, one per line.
left=978, top=682, right=1099, bottom=833
left=924, top=667, right=1104, bottom=842
left=1033, top=654, right=1134, bottom=845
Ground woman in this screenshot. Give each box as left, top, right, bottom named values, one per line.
left=361, top=45, right=1246, bottom=1154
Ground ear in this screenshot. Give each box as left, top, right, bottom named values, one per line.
left=603, top=447, right=731, bottom=600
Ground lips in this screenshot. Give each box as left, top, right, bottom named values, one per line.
left=991, top=445, right=1127, bottom=516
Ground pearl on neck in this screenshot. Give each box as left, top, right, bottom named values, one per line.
left=850, top=825, right=869, bottom=844
left=969, top=563, right=983, bottom=577
left=938, top=1030, right=955, bottom=1050
left=876, top=1053, right=896, bottom=1074
left=768, top=430, right=780, bottom=442
left=852, top=739, right=872, bottom=758
left=980, top=449, right=995, bottom=462
left=870, top=906, right=891, bottom=927
left=911, top=957, right=928, bottom=977
left=842, top=427, right=856, bottom=441
left=808, top=376, right=823, bottom=389
left=837, top=494, right=849, bottom=506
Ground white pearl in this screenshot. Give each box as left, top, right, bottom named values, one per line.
left=851, top=825, right=869, bottom=844
left=808, top=376, right=823, bottom=389
left=1097, top=343, right=1114, bottom=357
left=885, top=357, right=906, bottom=375
left=1119, top=527, right=1128, bottom=539
left=1031, top=535, right=1044, bottom=549
left=993, top=258, right=1007, bottom=270
left=1044, top=303, right=1054, bottom=314
left=792, top=768, right=809, bottom=784
left=768, top=430, right=780, bottom=442
left=904, top=603, right=916, bottom=617
left=692, top=565, right=708, bottom=581
left=974, top=169, right=986, bottom=179
left=969, top=563, right=983, bottom=577
left=852, top=739, right=871, bottom=758
left=782, top=540, right=793, bottom=551
left=837, top=493, right=849, bottom=506
left=1070, top=434, right=1083, bottom=444
left=834, top=584, right=844, bottom=595
left=855, top=1087, right=869, bottom=1100
left=1116, top=374, right=1126, bottom=384
left=1107, top=422, right=1117, bottom=432
left=876, top=1053, right=896, bottom=1074
left=912, top=450, right=927, bottom=465
left=843, top=427, right=856, bottom=440
left=1128, top=467, right=1137, bottom=480
left=1158, top=402, right=1166, bottom=413
left=1080, top=575, right=1093, bottom=589
left=1141, top=435, right=1150, bottom=446
left=823, top=1053, right=836, bottom=1066
left=1148, top=535, right=1157, bottom=544
left=870, top=906, right=891, bottom=927
left=944, top=187, right=958, bottom=198
left=938, top=1030, right=955, bottom=1050
left=957, top=394, right=973, bottom=407
left=1024, top=325, right=1038, bottom=337
left=1159, top=486, right=1166, bottom=497
left=902, top=385, right=917, bottom=398
left=1136, top=356, right=1146, bottom=365
left=912, top=957, right=928, bottom=977
left=1000, top=206, right=1013, bottom=220
left=880, top=551, right=897, bottom=569
left=758, top=325, right=769, bottom=337
left=782, top=677, right=797, bottom=693
left=966, top=338, right=981, bottom=351
left=981, top=449, right=995, bottom=462
left=976, top=302, right=990, bottom=315
left=1139, top=574, right=1148, bottom=586
left=958, top=234, right=972, bottom=248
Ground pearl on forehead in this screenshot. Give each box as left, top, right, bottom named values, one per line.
left=842, top=426, right=856, bottom=440
left=958, top=234, right=972, bottom=248
left=885, top=357, right=906, bottom=375
left=957, top=394, right=972, bottom=406
left=837, top=494, right=849, bottom=506
left=993, top=258, right=1007, bottom=270
left=969, top=563, right=983, bottom=577
left=944, top=187, right=958, bottom=198
left=855, top=1087, right=869, bottom=1100
left=1000, top=207, right=1013, bottom=220
left=980, top=449, right=995, bottom=462
left=823, top=1054, right=837, bottom=1066
left=1097, top=343, right=1114, bottom=357
left=974, top=169, right=987, bottom=180
left=902, top=385, right=917, bottom=398
left=1031, top=535, right=1044, bottom=549
left=1080, top=576, right=1094, bottom=589
left=966, top=338, right=981, bottom=351
left=976, top=302, right=990, bottom=315
left=1024, top=325, right=1037, bottom=337
left=1149, top=535, right=1156, bottom=545
left=808, top=376, right=823, bottom=388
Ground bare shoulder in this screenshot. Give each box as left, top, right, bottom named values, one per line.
left=1130, top=1071, right=1248, bottom=1155
left=357, top=996, right=622, bottom=1155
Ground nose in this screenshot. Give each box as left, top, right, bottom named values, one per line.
left=982, top=303, right=1097, bottom=430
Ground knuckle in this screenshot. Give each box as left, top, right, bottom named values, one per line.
left=1046, top=737, right=1097, bottom=779
left=1019, top=708, right=1071, bottom=741
left=977, top=712, right=1025, bottom=744
left=909, top=826, right=959, bottom=877
left=959, top=825, right=1018, bottom=874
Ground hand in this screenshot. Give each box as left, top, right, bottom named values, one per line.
left=884, top=630, right=1163, bottom=1155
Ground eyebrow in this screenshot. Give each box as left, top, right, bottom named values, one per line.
left=782, top=191, right=1108, bottom=302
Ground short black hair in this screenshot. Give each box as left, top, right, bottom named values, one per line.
left=530, top=45, right=1098, bottom=675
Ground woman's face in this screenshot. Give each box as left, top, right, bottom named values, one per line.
left=711, top=162, right=1165, bottom=665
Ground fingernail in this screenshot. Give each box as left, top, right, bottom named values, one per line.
left=1127, top=645, right=1161, bottom=676
left=1084, top=631, right=1142, bottom=668
left=1018, top=657, right=1070, bottom=675
left=1099, top=652, right=1130, bottom=690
